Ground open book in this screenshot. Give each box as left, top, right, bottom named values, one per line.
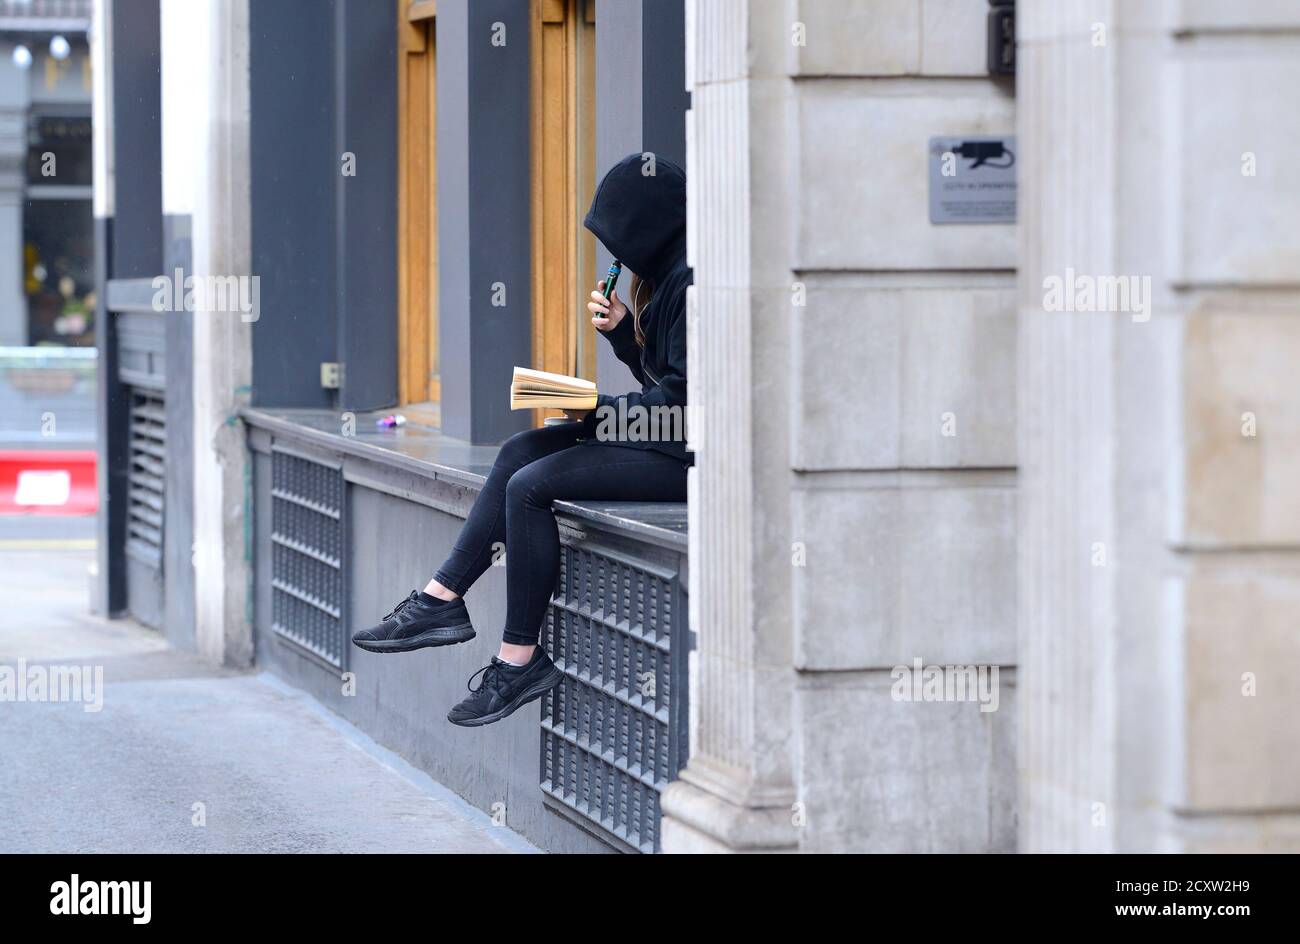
left=509, top=366, right=598, bottom=411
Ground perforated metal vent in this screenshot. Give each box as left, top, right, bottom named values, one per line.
left=270, top=449, right=346, bottom=667
left=126, top=388, right=165, bottom=564
left=540, top=543, right=687, bottom=853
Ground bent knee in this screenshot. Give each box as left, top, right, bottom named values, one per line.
left=504, top=465, right=554, bottom=510
left=496, top=427, right=552, bottom=470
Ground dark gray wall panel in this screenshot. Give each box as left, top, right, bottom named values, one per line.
left=337, top=0, right=398, bottom=412
left=249, top=0, right=336, bottom=409
left=109, top=0, right=162, bottom=279
left=465, top=0, right=533, bottom=443
left=439, top=0, right=532, bottom=445
left=250, top=0, right=398, bottom=412
left=594, top=0, right=644, bottom=397
left=97, top=0, right=165, bottom=617
left=641, top=0, right=689, bottom=167
left=436, top=0, right=472, bottom=438
left=94, top=217, right=128, bottom=617
left=125, top=554, right=165, bottom=631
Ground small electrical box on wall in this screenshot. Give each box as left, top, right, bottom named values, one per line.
left=987, top=0, right=1015, bottom=76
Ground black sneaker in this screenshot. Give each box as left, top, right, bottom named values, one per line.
left=446, top=648, right=563, bottom=727
left=351, top=590, right=475, bottom=653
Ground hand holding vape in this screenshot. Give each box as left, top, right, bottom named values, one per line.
left=587, top=259, right=623, bottom=332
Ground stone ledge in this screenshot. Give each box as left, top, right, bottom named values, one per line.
left=240, top=406, right=688, bottom=551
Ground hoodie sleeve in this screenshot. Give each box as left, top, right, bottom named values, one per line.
left=587, top=283, right=687, bottom=431
left=599, top=311, right=646, bottom=385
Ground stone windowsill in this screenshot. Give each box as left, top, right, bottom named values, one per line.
left=239, top=407, right=687, bottom=551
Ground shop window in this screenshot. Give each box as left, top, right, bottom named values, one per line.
left=25, top=111, right=94, bottom=346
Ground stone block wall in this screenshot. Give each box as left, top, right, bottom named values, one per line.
left=665, top=0, right=1018, bottom=853
left=1018, top=0, right=1300, bottom=852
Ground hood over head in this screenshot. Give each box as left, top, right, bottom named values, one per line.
left=583, top=154, right=687, bottom=285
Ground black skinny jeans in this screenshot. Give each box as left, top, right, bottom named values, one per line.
left=432, top=423, right=688, bottom=645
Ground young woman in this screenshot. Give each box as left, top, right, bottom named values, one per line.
left=351, top=154, right=691, bottom=727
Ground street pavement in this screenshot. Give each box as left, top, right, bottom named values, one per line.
left=0, top=519, right=534, bottom=854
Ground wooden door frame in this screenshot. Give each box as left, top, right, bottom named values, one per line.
left=530, top=0, right=597, bottom=419
left=397, top=0, right=439, bottom=406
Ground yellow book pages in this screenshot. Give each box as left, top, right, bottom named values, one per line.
left=510, top=366, right=598, bottom=411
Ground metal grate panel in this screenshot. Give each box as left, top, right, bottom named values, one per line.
left=126, top=388, right=166, bottom=565
left=270, top=449, right=346, bottom=667
left=540, top=542, right=687, bottom=853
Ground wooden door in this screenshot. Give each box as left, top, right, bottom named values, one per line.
left=530, top=0, right=597, bottom=422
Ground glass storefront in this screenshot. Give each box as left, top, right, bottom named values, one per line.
left=23, top=111, right=93, bottom=346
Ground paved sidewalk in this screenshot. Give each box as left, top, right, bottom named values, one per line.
left=0, top=544, right=534, bottom=854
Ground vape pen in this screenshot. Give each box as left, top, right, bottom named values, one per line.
left=602, top=259, right=622, bottom=300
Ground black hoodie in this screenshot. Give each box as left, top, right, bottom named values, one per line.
left=581, top=153, right=693, bottom=464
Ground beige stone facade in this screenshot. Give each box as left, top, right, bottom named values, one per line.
left=666, top=0, right=1299, bottom=853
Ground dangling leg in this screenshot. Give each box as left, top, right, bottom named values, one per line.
left=448, top=444, right=688, bottom=726
left=352, top=424, right=581, bottom=653
left=428, top=424, right=583, bottom=597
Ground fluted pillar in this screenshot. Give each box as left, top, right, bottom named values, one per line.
left=661, top=0, right=799, bottom=852
left=1016, top=0, right=1121, bottom=853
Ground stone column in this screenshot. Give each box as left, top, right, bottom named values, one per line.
left=1015, top=0, right=1122, bottom=854
left=190, top=0, right=254, bottom=667
left=435, top=0, right=532, bottom=445
left=667, top=0, right=1020, bottom=854
left=660, top=0, right=800, bottom=853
